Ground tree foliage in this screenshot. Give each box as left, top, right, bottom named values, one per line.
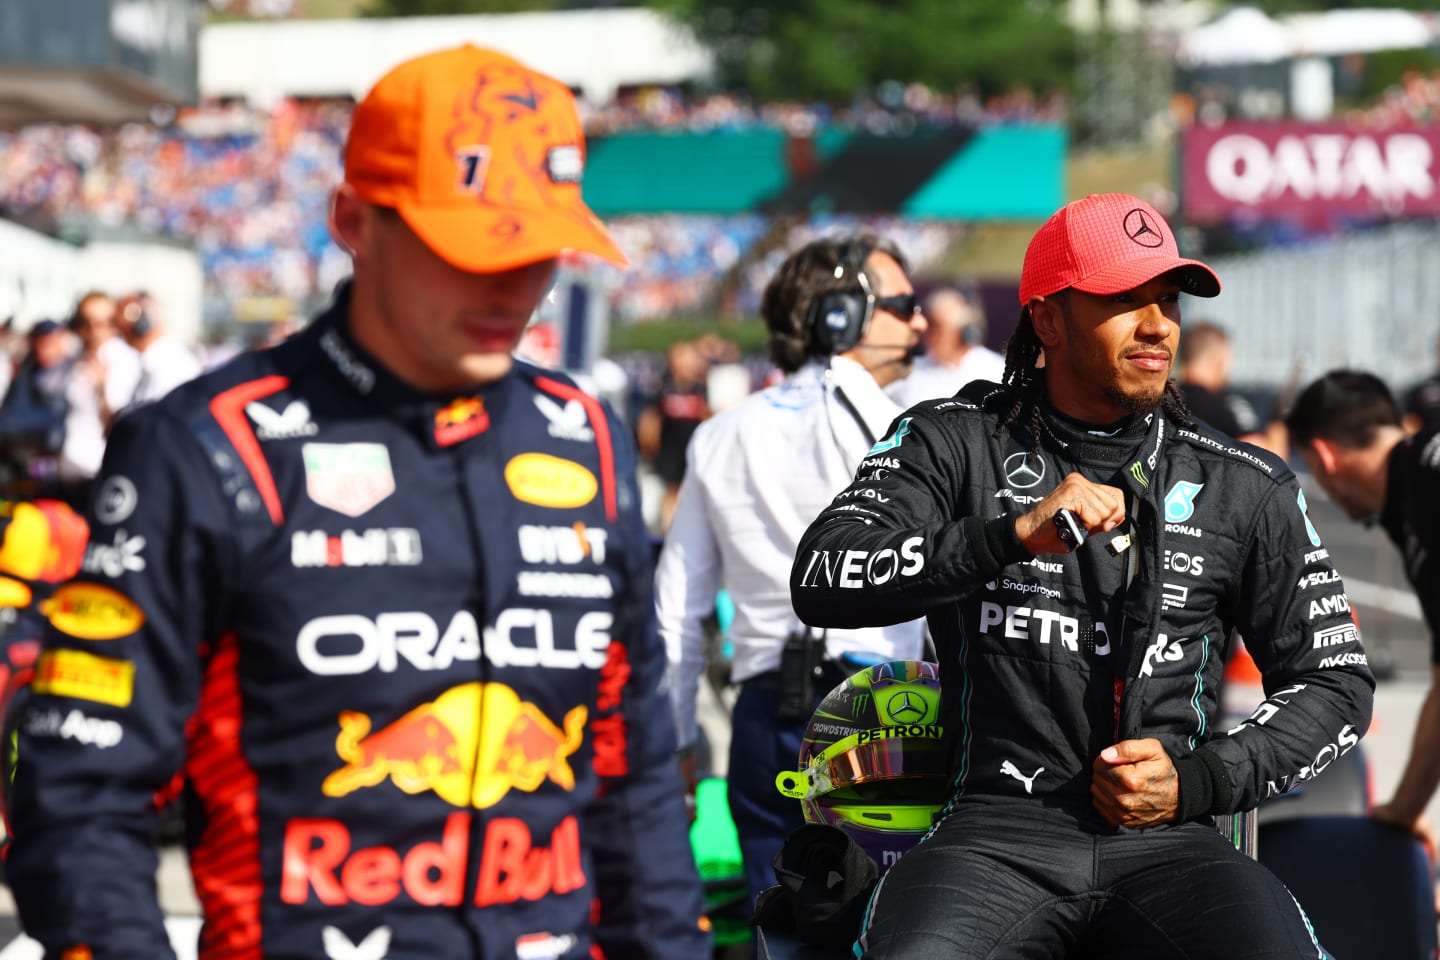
left=641, top=0, right=1075, bottom=102
left=361, top=0, right=567, bottom=16
left=1246, top=0, right=1434, bottom=12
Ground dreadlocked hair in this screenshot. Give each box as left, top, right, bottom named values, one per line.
left=1160, top=381, right=1193, bottom=429
left=992, top=307, right=1046, bottom=452
left=993, top=306, right=1194, bottom=453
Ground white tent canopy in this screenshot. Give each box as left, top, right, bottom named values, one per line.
left=1179, top=5, right=1438, bottom=67
left=1179, top=7, right=1292, bottom=66
left=200, top=8, right=713, bottom=107
left=1288, top=9, right=1434, bottom=58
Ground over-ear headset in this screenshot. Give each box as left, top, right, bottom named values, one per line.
left=806, top=238, right=875, bottom=356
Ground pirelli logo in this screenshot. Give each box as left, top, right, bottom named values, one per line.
left=1312, top=623, right=1358, bottom=650
left=34, top=649, right=135, bottom=708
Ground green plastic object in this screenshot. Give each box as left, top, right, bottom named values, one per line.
left=690, top=776, right=749, bottom=946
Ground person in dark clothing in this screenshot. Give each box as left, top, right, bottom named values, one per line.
left=789, top=193, right=1371, bottom=959
left=1401, top=337, right=1440, bottom=436
left=1176, top=321, right=1286, bottom=456
left=1287, top=370, right=1440, bottom=851
left=638, top=339, right=711, bottom=530
left=0, top=320, right=74, bottom=498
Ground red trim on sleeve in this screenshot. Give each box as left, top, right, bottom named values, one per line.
left=209, top=376, right=289, bottom=526
left=187, top=631, right=263, bottom=959
left=535, top=377, right=617, bottom=522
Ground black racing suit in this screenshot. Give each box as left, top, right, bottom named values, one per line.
left=790, top=382, right=1373, bottom=958
left=8, top=290, right=709, bottom=960
left=1381, top=427, right=1440, bottom=662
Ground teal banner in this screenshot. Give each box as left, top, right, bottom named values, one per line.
left=583, top=125, right=1065, bottom=221
left=903, top=126, right=1067, bottom=219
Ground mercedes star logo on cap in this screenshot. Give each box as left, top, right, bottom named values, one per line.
left=1123, top=208, right=1165, bottom=248
left=1004, top=452, right=1046, bottom=489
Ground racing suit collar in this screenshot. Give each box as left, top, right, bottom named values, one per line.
left=1040, top=400, right=1151, bottom=468
left=310, top=282, right=512, bottom=448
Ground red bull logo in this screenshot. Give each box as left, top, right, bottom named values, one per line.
left=322, top=682, right=586, bottom=809
left=434, top=397, right=489, bottom=447
left=280, top=812, right=585, bottom=907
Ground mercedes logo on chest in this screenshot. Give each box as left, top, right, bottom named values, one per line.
left=1123, top=208, right=1165, bottom=248
left=1004, top=452, right=1046, bottom=489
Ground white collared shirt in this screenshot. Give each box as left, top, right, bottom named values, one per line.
left=655, top=356, right=925, bottom=747
left=886, top=346, right=1006, bottom=409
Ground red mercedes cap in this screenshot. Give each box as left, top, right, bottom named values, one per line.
left=1018, top=193, right=1220, bottom=304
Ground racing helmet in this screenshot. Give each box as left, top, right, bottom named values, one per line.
left=775, top=660, right=949, bottom=871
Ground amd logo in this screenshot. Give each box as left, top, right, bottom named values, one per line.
left=1307, top=594, right=1351, bottom=620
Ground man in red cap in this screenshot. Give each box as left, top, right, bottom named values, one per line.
left=790, top=193, right=1372, bottom=957
left=8, top=46, right=709, bottom=959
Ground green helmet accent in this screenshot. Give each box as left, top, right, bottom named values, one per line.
left=776, top=660, right=950, bottom=872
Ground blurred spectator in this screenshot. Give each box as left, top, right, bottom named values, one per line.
left=1177, top=321, right=1287, bottom=456
left=638, top=339, right=711, bottom=530
left=1402, top=335, right=1440, bottom=436
left=117, top=292, right=202, bottom=406
left=0, top=321, right=74, bottom=496
left=1285, top=370, right=1438, bottom=850
left=0, top=319, right=19, bottom=402
left=57, top=292, right=141, bottom=499
left=887, top=286, right=1005, bottom=408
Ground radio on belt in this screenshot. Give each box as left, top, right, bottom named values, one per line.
left=1053, top=509, right=1132, bottom=555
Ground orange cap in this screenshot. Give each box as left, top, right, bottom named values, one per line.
left=344, top=45, right=627, bottom=273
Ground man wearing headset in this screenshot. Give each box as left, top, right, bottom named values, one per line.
left=655, top=234, right=929, bottom=911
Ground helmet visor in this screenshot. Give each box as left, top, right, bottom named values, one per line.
left=808, top=735, right=948, bottom=799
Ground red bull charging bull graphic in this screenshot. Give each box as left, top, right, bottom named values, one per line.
left=281, top=683, right=591, bottom=908
left=321, top=682, right=586, bottom=809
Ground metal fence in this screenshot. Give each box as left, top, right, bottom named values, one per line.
left=1202, top=223, right=1440, bottom=395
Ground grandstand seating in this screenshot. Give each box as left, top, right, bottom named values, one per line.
left=0, top=94, right=1061, bottom=329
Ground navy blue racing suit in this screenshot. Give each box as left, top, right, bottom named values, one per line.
left=8, top=288, right=709, bottom=960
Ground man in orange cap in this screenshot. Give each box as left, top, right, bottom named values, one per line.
left=790, top=193, right=1371, bottom=957
left=9, top=46, right=709, bottom=960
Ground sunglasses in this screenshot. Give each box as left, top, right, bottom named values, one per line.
left=875, top=293, right=921, bottom=317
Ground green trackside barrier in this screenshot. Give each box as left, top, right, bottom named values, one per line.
left=691, top=776, right=749, bottom=948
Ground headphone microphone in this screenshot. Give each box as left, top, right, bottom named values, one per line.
left=852, top=339, right=921, bottom=358
left=851, top=340, right=926, bottom=361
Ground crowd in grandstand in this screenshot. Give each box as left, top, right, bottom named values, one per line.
left=0, top=85, right=1059, bottom=327
left=585, top=83, right=1067, bottom=135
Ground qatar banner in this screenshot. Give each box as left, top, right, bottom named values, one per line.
left=1183, top=122, right=1440, bottom=223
